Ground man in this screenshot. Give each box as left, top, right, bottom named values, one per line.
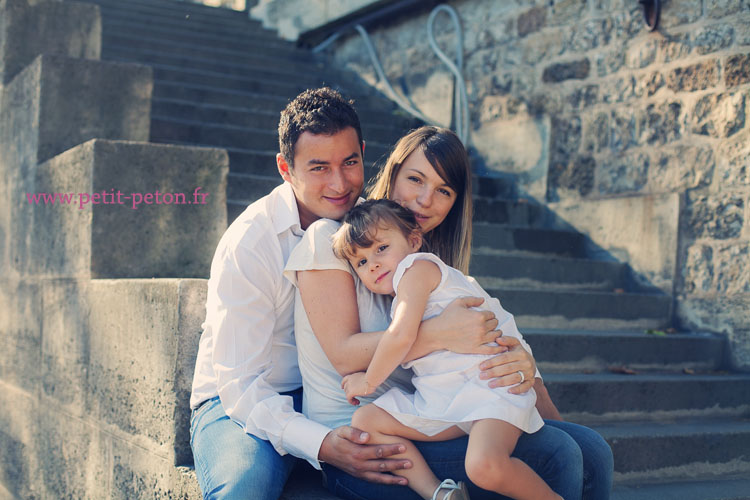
left=189, top=88, right=419, bottom=499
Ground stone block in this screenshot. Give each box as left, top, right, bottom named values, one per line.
left=30, top=140, right=227, bottom=279
left=40, top=279, right=90, bottom=414
left=640, top=100, right=683, bottom=145
left=517, top=6, right=546, bottom=38
left=659, top=0, right=702, bottom=28
left=35, top=405, right=112, bottom=500
left=716, top=132, right=750, bottom=186
left=548, top=0, right=587, bottom=26
left=0, top=0, right=101, bottom=84
left=714, top=243, right=750, bottom=295
left=609, top=107, right=637, bottom=151
left=692, top=91, right=747, bottom=138
left=111, top=440, right=175, bottom=500
left=706, top=0, right=750, bottom=18
left=677, top=297, right=750, bottom=370
left=595, top=47, right=625, bottom=77
left=36, top=55, right=152, bottom=163
left=0, top=279, right=41, bottom=393
left=597, top=151, right=649, bottom=195
left=683, top=244, right=714, bottom=293
left=547, top=154, right=595, bottom=201
left=649, top=145, right=714, bottom=192
left=666, top=60, right=720, bottom=93
left=472, top=98, right=549, bottom=200
left=634, top=71, right=665, bottom=98
left=693, top=24, right=734, bottom=55
left=568, top=17, right=613, bottom=52
left=726, top=53, right=750, bottom=87
left=521, top=28, right=566, bottom=64
left=86, top=279, right=206, bottom=464
left=549, top=193, right=680, bottom=293
left=582, top=112, right=609, bottom=153
left=687, top=193, right=744, bottom=240
left=542, top=58, right=590, bottom=83
left=566, top=84, right=599, bottom=110
left=0, top=382, right=39, bottom=499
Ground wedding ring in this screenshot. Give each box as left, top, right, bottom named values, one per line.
left=517, top=370, right=525, bottom=384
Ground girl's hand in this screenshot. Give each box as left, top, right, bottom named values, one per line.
left=478, top=336, right=536, bottom=394
left=341, top=372, right=375, bottom=405
left=423, top=297, right=504, bottom=355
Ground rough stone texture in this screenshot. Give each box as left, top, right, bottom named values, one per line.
left=517, top=6, right=546, bottom=38
left=658, top=0, right=702, bottom=28
left=726, top=53, right=750, bottom=87
left=706, top=0, right=750, bottom=19
left=683, top=244, right=714, bottom=293
left=687, top=194, right=744, bottom=240
left=693, top=24, right=734, bottom=55
left=641, top=100, right=683, bottom=145
left=716, top=132, right=750, bottom=186
left=597, top=152, right=649, bottom=195
left=0, top=0, right=101, bottom=84
left=542, top=58, right=591, bottom=83
left=549, top=193, right=681, bottom=293
left=649, top=145, right=715, bottom=193
left=0, top=280, right=41, bottom=394
left=666, top=60, right=720, bottom=92
left=692, top=91, right=747, bottom=138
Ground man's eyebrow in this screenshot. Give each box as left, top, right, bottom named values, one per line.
left=306, top=158, right=330, bottom=166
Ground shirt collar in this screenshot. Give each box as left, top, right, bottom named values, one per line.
left=273, top=182, right=304, bottom=237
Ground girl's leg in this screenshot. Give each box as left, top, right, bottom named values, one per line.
left=351, top=404, right=466, bottom=500
left=465, top=420, right=561, bottom=500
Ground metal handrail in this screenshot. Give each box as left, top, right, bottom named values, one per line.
left=313, top=4, right=470, bottom=145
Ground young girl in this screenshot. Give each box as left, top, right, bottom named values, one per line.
left=332, top=199, right=562, bottom=500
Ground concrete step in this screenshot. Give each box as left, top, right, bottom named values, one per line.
left=103, top=46, right=331, bottom=85
left=472, top=253, right=628, bottom=291
left=98, top=7, right=278, bottom=40
left=487, top=288, right=672, bottom=330
left=78, top=0, right=260, bottom=27
left=101, top=17, right=298, bottom=53
left=524, top=330, right=726, bottom=372
left=102, top=32, right=312, bottom=63
left=545, top=372, right=750, bottom=421
left=472, top=223, right=585, bottom=257
left=149, top=80, right=396, bottom=117
left=595, top=418, right=750, bottom=480
left=150, top=116, right=394, bottom=157
left=472, top=197, right=548, bottom=227
left=612, top=476, right=750, bottom=500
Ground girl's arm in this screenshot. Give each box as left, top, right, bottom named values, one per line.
left=364, top=260, right=440, bottom=389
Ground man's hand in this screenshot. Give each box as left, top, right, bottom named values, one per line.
left=318, top=426, right=411, bottom=485
left=478, top=335, right=536, bottom=394
left=341, top=372, right=374, bottom=405
left=425, top=297, right=503, bottom=355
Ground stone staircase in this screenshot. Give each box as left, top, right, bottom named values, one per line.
left=62, top=0, right=750, bottom=498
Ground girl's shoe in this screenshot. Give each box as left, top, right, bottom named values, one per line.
left=431, top=479, right=470, bottom=500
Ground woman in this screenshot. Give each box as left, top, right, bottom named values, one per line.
left=284, top=126, right=613, bottom=499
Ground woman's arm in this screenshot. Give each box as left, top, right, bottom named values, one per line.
left=297, top=269, right=501, bottom=376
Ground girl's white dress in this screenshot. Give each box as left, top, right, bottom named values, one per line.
left=372, top=252, right=544, bottom=436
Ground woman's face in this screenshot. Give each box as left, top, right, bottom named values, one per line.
left=390, top=149, right=457, bottom=234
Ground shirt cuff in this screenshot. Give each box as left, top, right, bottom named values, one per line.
left=281, top=415, right=332, bottom=470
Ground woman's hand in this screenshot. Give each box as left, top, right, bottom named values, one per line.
left=341, top=372, right=375, bottom=405
left=478, top=335, right=536, bottom=394
left=416, top=296, right=503, bottom=357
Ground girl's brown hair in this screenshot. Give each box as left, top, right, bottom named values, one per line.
left=367, top=126, right=473, bottom=274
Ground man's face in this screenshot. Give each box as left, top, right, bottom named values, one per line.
left=277, top=128, right=364, bottom=229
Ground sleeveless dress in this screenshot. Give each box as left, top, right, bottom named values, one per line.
left=372, top=252, right=544, bottom=436
left=283, top=218, right=413, bottom=429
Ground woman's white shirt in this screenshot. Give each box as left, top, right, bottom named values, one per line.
left=284, top=218, right=413, bottom=428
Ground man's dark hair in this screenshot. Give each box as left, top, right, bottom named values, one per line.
left=278, top=87, right=363, bottom=168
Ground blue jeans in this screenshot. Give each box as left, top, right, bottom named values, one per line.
left=323, top=419, right=613, bottom=500
left=189, top=390, right=302, bottom=500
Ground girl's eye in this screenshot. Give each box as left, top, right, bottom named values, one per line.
left=408, top=176, right=422, bottom=184
left=378, top=245, right=388, bottom=252
left=438, top=188, right=453, bottom=197
left=357, top=258, right=367, bottom=267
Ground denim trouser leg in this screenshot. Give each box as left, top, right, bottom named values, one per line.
left=323, top=422, right=585, bottom=500
left=543, top=420, right=613, bottom=500
left=190, top=390, right=303, bottom=500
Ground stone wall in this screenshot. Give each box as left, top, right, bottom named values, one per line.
left=324, top=0, right=750, bottom=369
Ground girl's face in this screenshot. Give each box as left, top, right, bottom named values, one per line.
left=347, top=225, right=422, bottom=296
left=390, top=149, right=457, bottom=234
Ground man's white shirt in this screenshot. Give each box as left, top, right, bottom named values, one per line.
left=190, top=182, right=331, bottom=468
